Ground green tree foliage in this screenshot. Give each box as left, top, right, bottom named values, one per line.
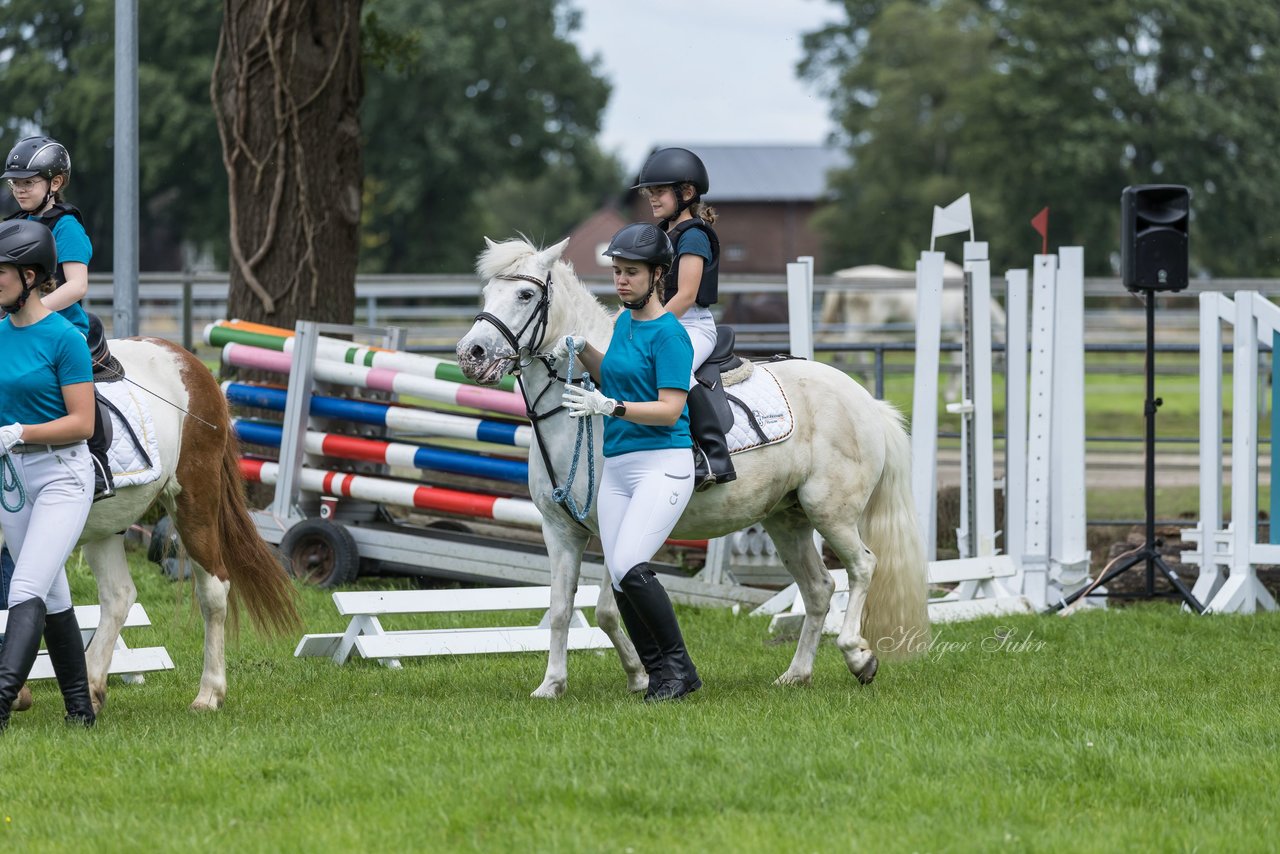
left=803, top=0, right=1280, bottom=276
left=360, top=0, right=621, bottom=273
left=0, top=0, right=617, bottom=275
left=0, top=0, right=225, bottom=270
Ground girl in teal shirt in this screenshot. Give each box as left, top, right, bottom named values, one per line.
left=556, top=223, right=702, bottom=703
left=0, top=219, right=97, bottom=731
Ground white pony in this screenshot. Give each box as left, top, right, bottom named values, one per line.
left=457, top=237, right=930, bottom=698
left=11, top=338, right=299, bottom=713
left=819, top=263, right=1007, bottom=396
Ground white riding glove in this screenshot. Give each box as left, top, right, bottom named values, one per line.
left=0, top=423, right=23, bottom=454
left=549, top=335, right=587, bottom=363
left=562, top=385, right=617, bottom=418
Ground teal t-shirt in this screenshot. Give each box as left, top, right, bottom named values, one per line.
left=49, top=214, right=92, bottom=335
left=0, top=312, right=94, bottom=424
left=675, top=226, right=712, bottom=262
left=18, top=213, right=92, bottom=335
left=598, top=311, right=693, bottom=457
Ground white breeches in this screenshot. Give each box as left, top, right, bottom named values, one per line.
left=678, top=306, right=717, bottom=388
left=0, top=443, right=94, bottom=612
left=597, top=448, right=695, bottom=588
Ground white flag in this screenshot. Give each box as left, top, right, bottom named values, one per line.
left=930, top=193, right=973, bottom=249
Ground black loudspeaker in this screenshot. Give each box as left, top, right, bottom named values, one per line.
left=1121, top=184, right=1190, bottom=292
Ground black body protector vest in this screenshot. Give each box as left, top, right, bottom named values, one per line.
left=4, top=202, right=84, bottom=286
left=663, top=218, right=720, bottom=308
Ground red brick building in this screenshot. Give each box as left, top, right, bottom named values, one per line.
left=561, top=143, right=847, bottom=279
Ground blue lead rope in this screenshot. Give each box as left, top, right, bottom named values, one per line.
left=551, top=337, right=597, bottom=523
left=1, top=453, right=25, bottom=513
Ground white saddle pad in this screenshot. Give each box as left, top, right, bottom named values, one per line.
left=723, top=364, right=795, bottom=454
left=97, top=381, right=163, bottom=489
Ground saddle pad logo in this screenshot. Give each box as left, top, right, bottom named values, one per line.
left=725, top=366, right=794, bottom=454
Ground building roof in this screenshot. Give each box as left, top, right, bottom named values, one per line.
left=636, top=143, right=848, bottom=203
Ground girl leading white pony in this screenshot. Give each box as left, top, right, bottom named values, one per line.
left=457, top=237, right=930, bottom=698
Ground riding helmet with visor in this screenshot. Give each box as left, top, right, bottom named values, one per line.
left=3, top=136, right=72, bottom=183
left=631, top=147, right=710, bottom=196
left=603, top=223, right=674, bottom=272
left=603, top=223, right=673, bottom=310
left=0, top=219, right=57, bottom=311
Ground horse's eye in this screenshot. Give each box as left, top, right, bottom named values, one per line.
left=518, top=289, right=535, bottom=302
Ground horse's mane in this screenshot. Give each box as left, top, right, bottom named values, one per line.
left=475, top=235, right=615, bottom=342
left=475, top=235, right=545, bottom=281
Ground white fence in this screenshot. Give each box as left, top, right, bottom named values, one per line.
left=87, top=272, right=1280, bottom=350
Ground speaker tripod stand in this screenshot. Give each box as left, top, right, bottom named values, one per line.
left=1056, top=291, right=1204, bottom=612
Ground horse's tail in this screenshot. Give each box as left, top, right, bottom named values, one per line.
left=163, top=339, right=301, bottom=638
left=858, top=400, right=930, bottom=657
left=214, top=422, right=303, bottom=638
left=818, top=290, right=844, bottom=327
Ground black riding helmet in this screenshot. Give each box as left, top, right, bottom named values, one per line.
left=3, top=136, right=72, bottom=183
left=603, top=223, right=673, bottom=310
left=603, top=223, right=674, bottom=271
left=631, top=147, right=710, bottom=196
left=0, top=219, right=57, bottom=312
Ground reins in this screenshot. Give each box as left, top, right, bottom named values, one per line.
left=548, top=338, right=597, bottom=522
left=1, top=454, right=25, bottom=512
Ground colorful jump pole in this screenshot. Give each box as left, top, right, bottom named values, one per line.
left=221, top=341, right=527, bottom=418
left=222, top=382, right=531, bottom=448
left=239, top=458, right=543, bottom=528
left=233, top=419, right=528, bottom=483
left=204, top=319, right=518, bottom=391
left=239, top=458, right=707, bottom=549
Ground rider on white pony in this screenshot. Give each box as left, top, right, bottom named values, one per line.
left=552, top=222, right=702, bottom=702
left=0, top=219, right=97, bottom=730
left=634, top=147, right=735, bottom=490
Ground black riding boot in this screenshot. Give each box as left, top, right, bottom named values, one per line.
left=0, top=598, right=47, bottom=731
left=687, top=382, right=735, bottom=491
left=89, top=403, right=115, bottom=502
left=617, top=564, right=701, bottom=702
left=614, top=587, right=664, bottom=699
left=43, top=608, right=96, bottom=727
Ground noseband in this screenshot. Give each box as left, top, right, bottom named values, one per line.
left=472, top=272, right=552, bottom=375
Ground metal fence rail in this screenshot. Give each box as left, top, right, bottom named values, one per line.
left=87, top=271, right=1280, bottom=350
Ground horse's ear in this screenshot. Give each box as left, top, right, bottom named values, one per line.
left=535, top=237, right=571, bottom=269
left=483, top=236, right=498, bottom=250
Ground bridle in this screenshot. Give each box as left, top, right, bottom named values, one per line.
left=470, top=270, right=594, bottom=528
left=471, top=272, right=553, bottom=376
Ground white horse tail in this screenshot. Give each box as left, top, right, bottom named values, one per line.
left=858, top=400, right=931, bottom=657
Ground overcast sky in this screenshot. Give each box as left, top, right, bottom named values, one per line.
left=567, top=0, right=842, bottom=173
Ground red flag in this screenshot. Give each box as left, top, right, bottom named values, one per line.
left=1030, top=206, right=1049, bottom=255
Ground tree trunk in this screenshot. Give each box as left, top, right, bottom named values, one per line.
left=211, top=0, right=363, bottom=327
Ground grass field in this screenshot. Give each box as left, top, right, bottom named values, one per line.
left=4, top=549, right=1279, bottom=852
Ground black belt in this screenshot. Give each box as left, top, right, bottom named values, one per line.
left=9, top=442, right=82, bottom=455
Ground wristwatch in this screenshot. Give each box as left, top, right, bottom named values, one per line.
left=611, top=401, right=627, bottom=418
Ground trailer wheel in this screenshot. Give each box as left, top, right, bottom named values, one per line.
left=279, top=518, right=360, bottom=588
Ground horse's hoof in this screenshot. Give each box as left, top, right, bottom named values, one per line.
left=853, top=654, right=879, bottom=685
left=627, top=675, right=649, bottom=694
left=90, top=687, right=108, bottom=714
left=190, top=690, right=224, bottom=711
left=14, top=684, right=33, bottom=712
left=530, top=682, right=565, bottom=699
left=773, top=670, right=812, bottom=687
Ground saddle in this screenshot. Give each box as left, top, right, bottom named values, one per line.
left=86, top=312, right=139, bottom=477
left=88, top=313, right=125, bottom=384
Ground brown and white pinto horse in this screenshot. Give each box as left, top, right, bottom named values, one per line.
left=46, top=338, right=299, bottom=712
